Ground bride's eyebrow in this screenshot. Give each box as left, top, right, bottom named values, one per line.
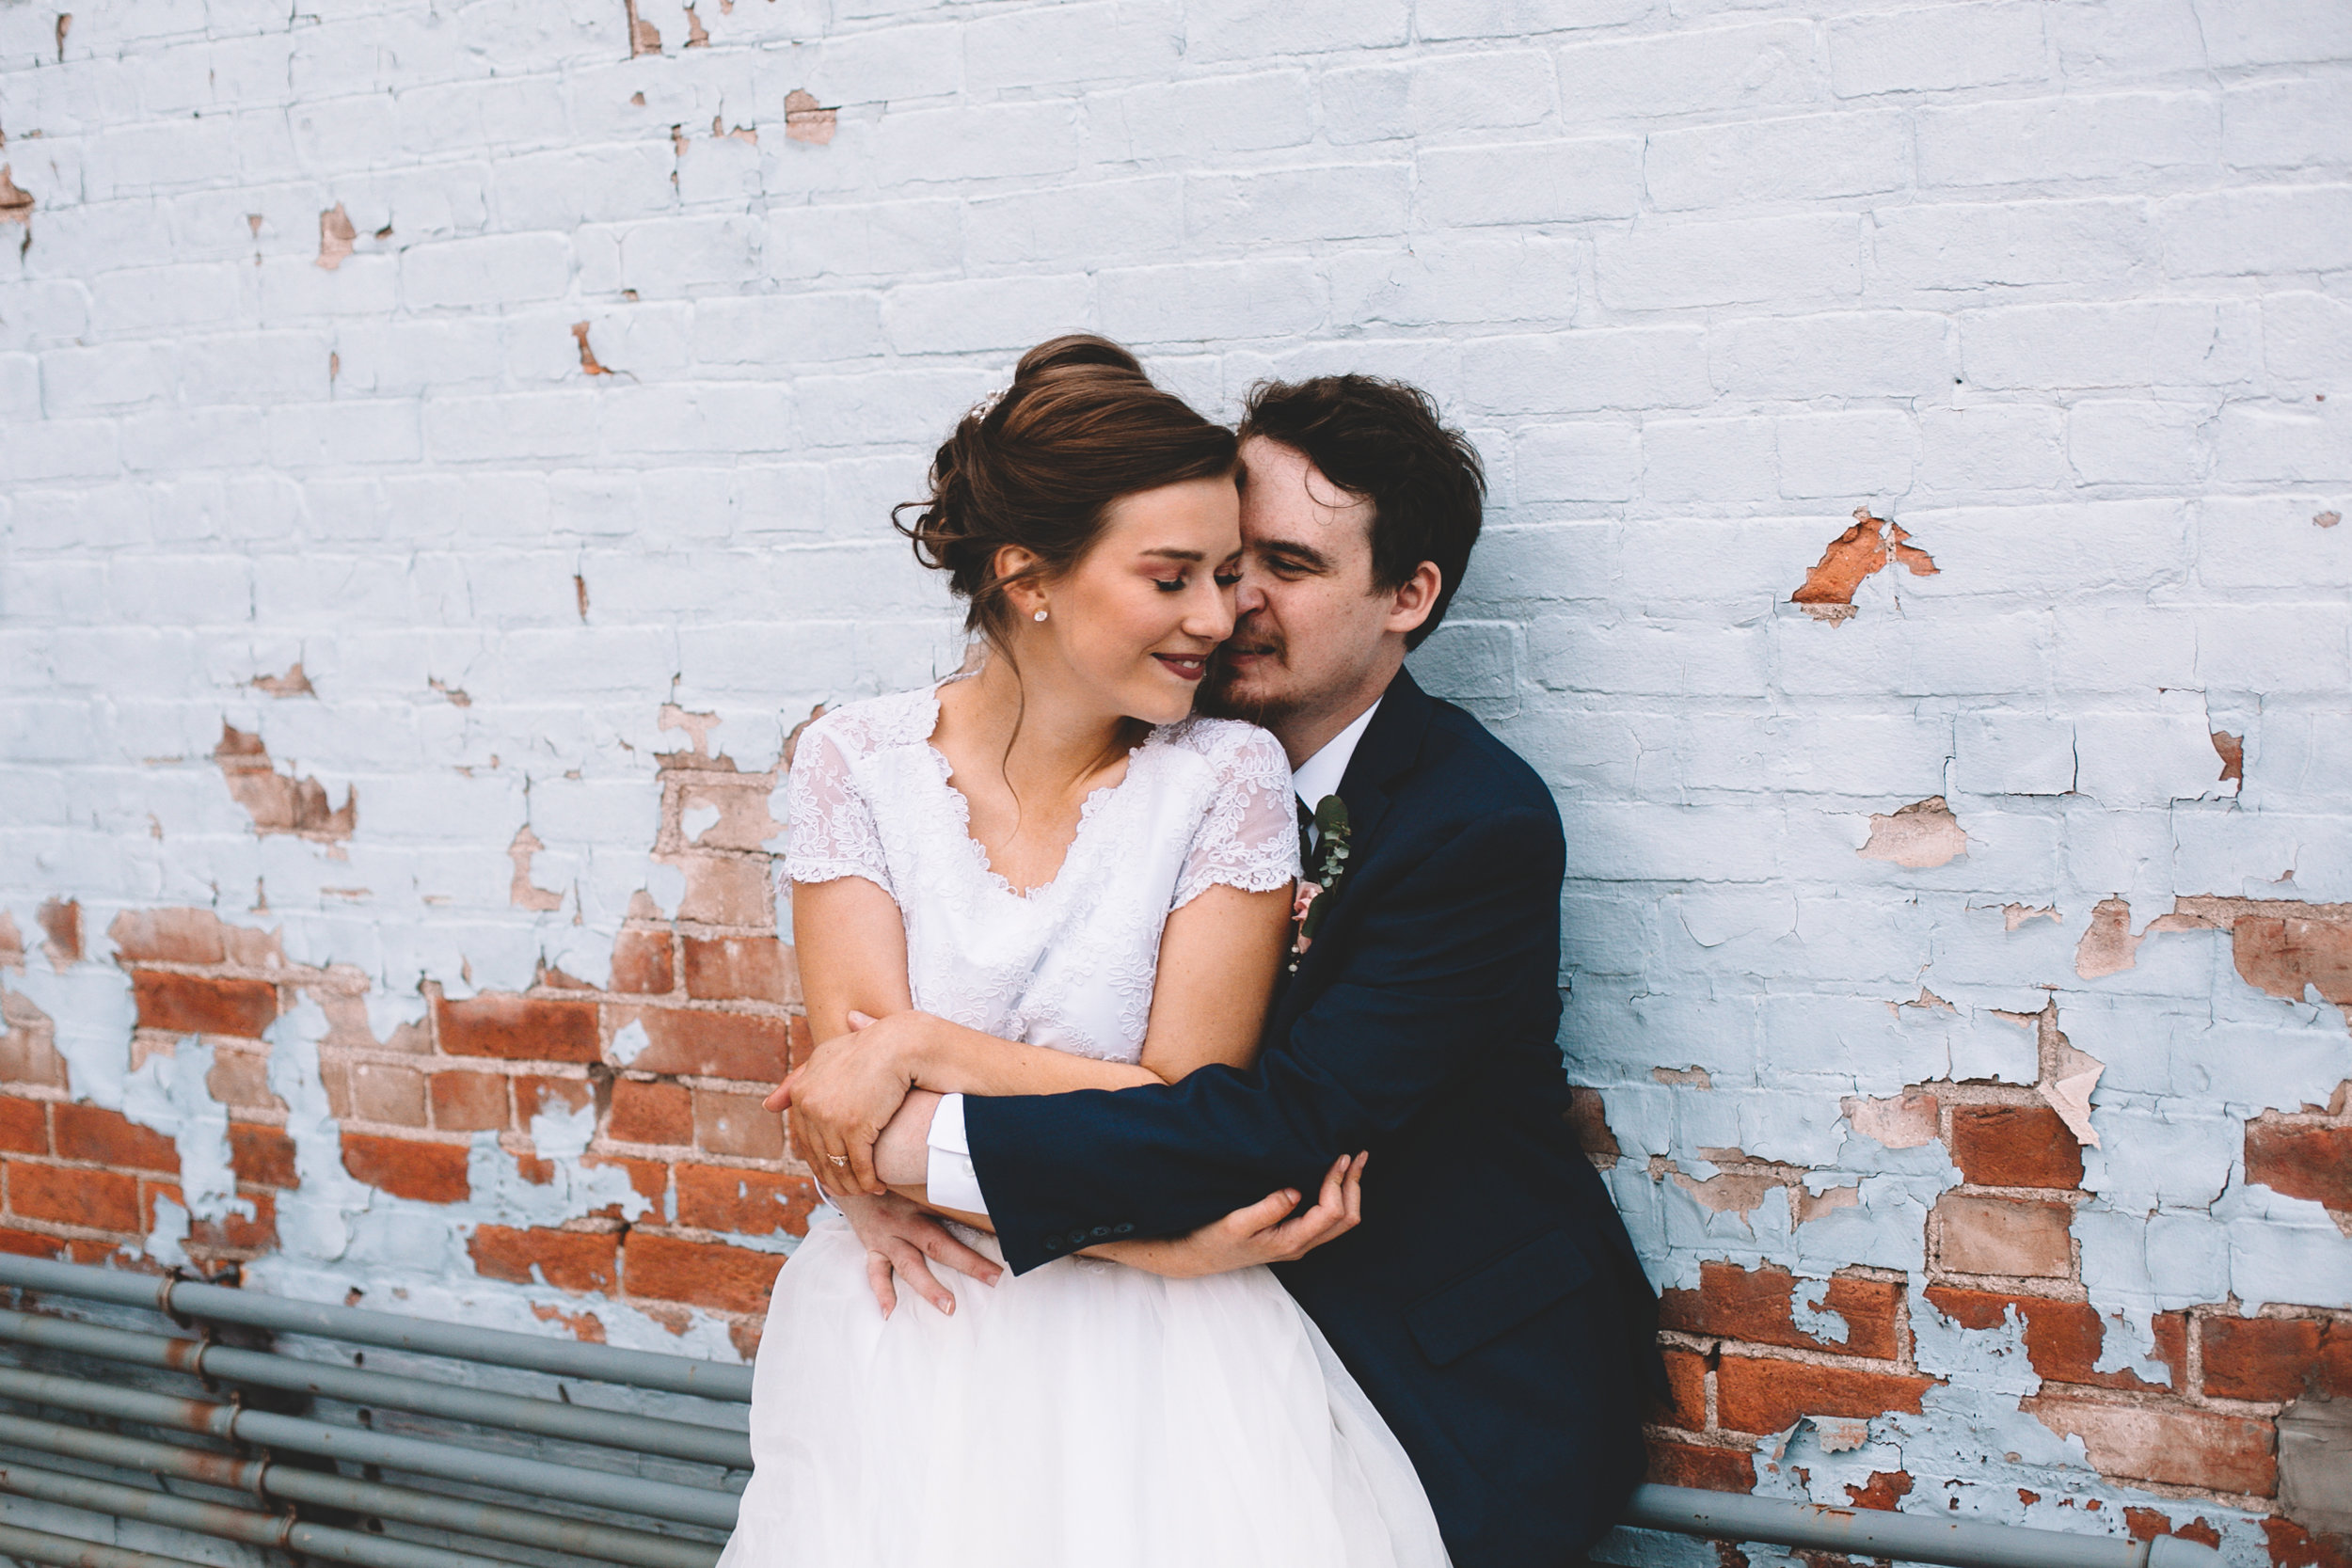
left=1140, top=547, right=1206, bottom=562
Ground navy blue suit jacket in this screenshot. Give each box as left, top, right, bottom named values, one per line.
left=963, top=670, right=1664, bottom=1568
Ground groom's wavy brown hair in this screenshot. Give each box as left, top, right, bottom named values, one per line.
left=1238, top=374, right=1486, bottom=651
left=895, top=335, right=1239, bottom=646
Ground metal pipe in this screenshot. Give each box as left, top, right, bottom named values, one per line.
left=0, top=1456, right=523, bottom=1568
left=0, top=1412, right=723, bottom=1568
left=1624, top=1485, right=2224, bottom=1568
left=0, top=1520, right=216, bottom=1568
left=0, top=1366, right=741, bottom=1530
left=0, top=1256, right=755, bottom=1403
left=0, top=1307, right=752, bottom=1469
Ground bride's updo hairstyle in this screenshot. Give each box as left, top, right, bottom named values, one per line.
left=895, top=334, right=1238, bottom=646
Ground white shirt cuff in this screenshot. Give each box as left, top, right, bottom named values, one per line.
left=924, top=1093, right=990, bottom=1217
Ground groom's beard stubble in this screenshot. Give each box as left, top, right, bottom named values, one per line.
left=1199, top=645, right=1285, bottom=727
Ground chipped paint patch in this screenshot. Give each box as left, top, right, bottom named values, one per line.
left=1859, top=797, right=1967, bottom=868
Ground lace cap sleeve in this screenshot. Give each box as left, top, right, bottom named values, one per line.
left=1171, top=721, right=1301, bottom=911
left=784, top=714, right=894, bottom=898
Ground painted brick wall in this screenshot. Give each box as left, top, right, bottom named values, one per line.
left=1, top=2, right=2348, bottom=1563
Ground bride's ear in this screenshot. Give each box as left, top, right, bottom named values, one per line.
left=993, top=545, right=1047, bottom=620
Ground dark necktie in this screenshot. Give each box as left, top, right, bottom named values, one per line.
left=1295, top=794, right=1315, bottom=872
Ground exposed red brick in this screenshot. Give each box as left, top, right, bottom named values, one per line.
left=682, top=936, right=794, bottom=1003
left=1660, top=1262, right=1903, bottom=1361
left=692, top=1088, right=784, bottom=1160
left=626, top=1008, right=793, bottom=1081
left=622, top=1231, right=780, bottom=1316
left=0, top=1024, right=69, bottom=1091
left=1658, top=1347, right=1708, bottom=1429
left=531, top=1301, right=610, bottom=1343
left=675, top=1164, right=818, bottom=1238
left=2245, top=1117, right=2352, bottom=1216
left=214, top=723, right=356, bottom=840
left=435, top=994, right=600, bottom=1064
left=0, top=1227, right=64, bottom=1259
left=36, top=898, right=81, bottom=964
left=610, top=929, right=675, bottom=995
left=1715, top=1354, right=1935, bottom=1435
left=107, top=909, right=228, bottom=966
left=608, top=1080, right=691, bottom=1146
left=1645, top=1437, right=1756, bottom=1493
left=517, top=1076, right=593, bottom=1123
left=9, top=1161, right=140, bottom=1232
left=2233, top=914, right=2352, bottom=1006
left=348, top=1063, right=427, bottom=1126
left=469, top=1225, right=619, bottom=1292
left=0, top=911, right=22, bottom=969
left=1926, top=1287, right=2182, bottom=1391
left=2201, top=1315, right=2349, bottom=1402
left=2125, top=1510, right=2223, bottom=1548
left=675, top=855, right=771, bottom=926
left=0, top=1098, right=46, bottom=1156
left=1789, top=509, right=1937, bottom=622
left=1950, top=1104, right=2084, bottom=1190
left=1845, top=1470, right=1914, bottom=1512
left=2264, top=1516, right=2352, bottom=1568
left=228, top=1122, right=298, bottom=1190
left=145, top=1182, right=278, bottom=1254
left=2024, top=1394, right=2275, bottom=1496
left=582, top=1154, right=669, bottom=1212
left=340, top=1132, right=469, bottom=1204
left=429, top=1071, right=511, bottom=1132
left=203, top=1048, right=280, bottom=1113
left=1565, top=1087, right=1620, bottom=1160
left=131, top=972, right=278, bottom=1037
left=1934, top=1193, right=2074, bottom=1278
left=54, top=1102, right=181, bottom=1173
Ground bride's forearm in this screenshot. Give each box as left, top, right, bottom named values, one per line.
left=905, top=1017, right=1162, bottom=1098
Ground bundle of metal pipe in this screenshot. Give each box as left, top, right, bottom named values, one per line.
left=0, top=1519, right=217, bottom=1568
left=0, top=1253, right=2230, bottom=1568
left=0, top=1412, right=717, bottom=1568
left=0, top=1255, right=752, bottom=1402
left=0, top=1253, right=742, bottom=1568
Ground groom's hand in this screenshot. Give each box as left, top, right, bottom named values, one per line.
left=1086, top=1152, right=1368, bottom=1277
left=787, top=1012, right=918, bottom=1196
left=833, top=1192, right=1002, bottom=1318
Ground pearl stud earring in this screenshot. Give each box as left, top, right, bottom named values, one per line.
left=1033, top=608, right=1048, bottom=622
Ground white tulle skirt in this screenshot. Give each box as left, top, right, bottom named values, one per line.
left=717, top=1213, right=1450, bottom=1568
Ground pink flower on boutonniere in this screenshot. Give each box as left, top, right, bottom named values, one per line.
left=1290, top=881, right=1321, bottom=954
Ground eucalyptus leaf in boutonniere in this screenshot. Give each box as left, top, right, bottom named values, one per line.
left=1288, top=794, right=1352, bottom=973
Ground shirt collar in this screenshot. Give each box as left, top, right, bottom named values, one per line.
left=1291, top=699, right=1381, bottom=810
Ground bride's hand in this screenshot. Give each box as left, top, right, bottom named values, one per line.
left=788, top=1012, right=921, bottom=1196
left=833, top=1191, right=1003, bottom=1319
left=1085, top=1152, right=1367, bottom=1278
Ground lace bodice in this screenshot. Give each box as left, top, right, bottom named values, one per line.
left=784, top=685, right=1299, bottom=1064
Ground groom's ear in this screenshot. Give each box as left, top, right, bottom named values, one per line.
left=1383, top=561, right=1441, bottom=638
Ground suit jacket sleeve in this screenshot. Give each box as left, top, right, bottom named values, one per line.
left=964, top=802, right=1566, bottom=1274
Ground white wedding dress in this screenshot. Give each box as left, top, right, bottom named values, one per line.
left=717, top=684, right=1450, bottom=1568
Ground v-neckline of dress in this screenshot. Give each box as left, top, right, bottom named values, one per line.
left=917, top=684, right=1153, bottom=904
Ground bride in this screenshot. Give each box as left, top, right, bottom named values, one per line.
left=716, top=336, right=1449, bottom=1568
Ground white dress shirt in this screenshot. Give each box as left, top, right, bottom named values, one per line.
left=924, top=702, right=1383, bottom=1218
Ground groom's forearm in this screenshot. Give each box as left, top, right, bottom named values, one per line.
left=871, top=1088, right=940, bottom=1187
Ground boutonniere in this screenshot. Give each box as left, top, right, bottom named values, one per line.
left=1289, top=794, right=1352, bottom=973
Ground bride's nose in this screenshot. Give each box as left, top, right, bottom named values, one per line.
left=1183, top=580, right=1236, bottom=642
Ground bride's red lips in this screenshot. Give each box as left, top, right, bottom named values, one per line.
left=1153, top=653, right=1208, bottom=682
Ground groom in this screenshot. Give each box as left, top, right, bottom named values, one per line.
left=788, top=373, right=1664, bottom=1568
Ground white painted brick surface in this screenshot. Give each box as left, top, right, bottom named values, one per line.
left=3, top=2, right=2350, bottom=1556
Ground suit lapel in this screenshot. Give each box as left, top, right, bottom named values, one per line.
left=1334, top=667, right=1435, bottom=853
left=1274, top=670, right=1436, bottom=1009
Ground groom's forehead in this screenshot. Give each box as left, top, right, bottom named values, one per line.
left=1237, top=437, right=1374, bottom=553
